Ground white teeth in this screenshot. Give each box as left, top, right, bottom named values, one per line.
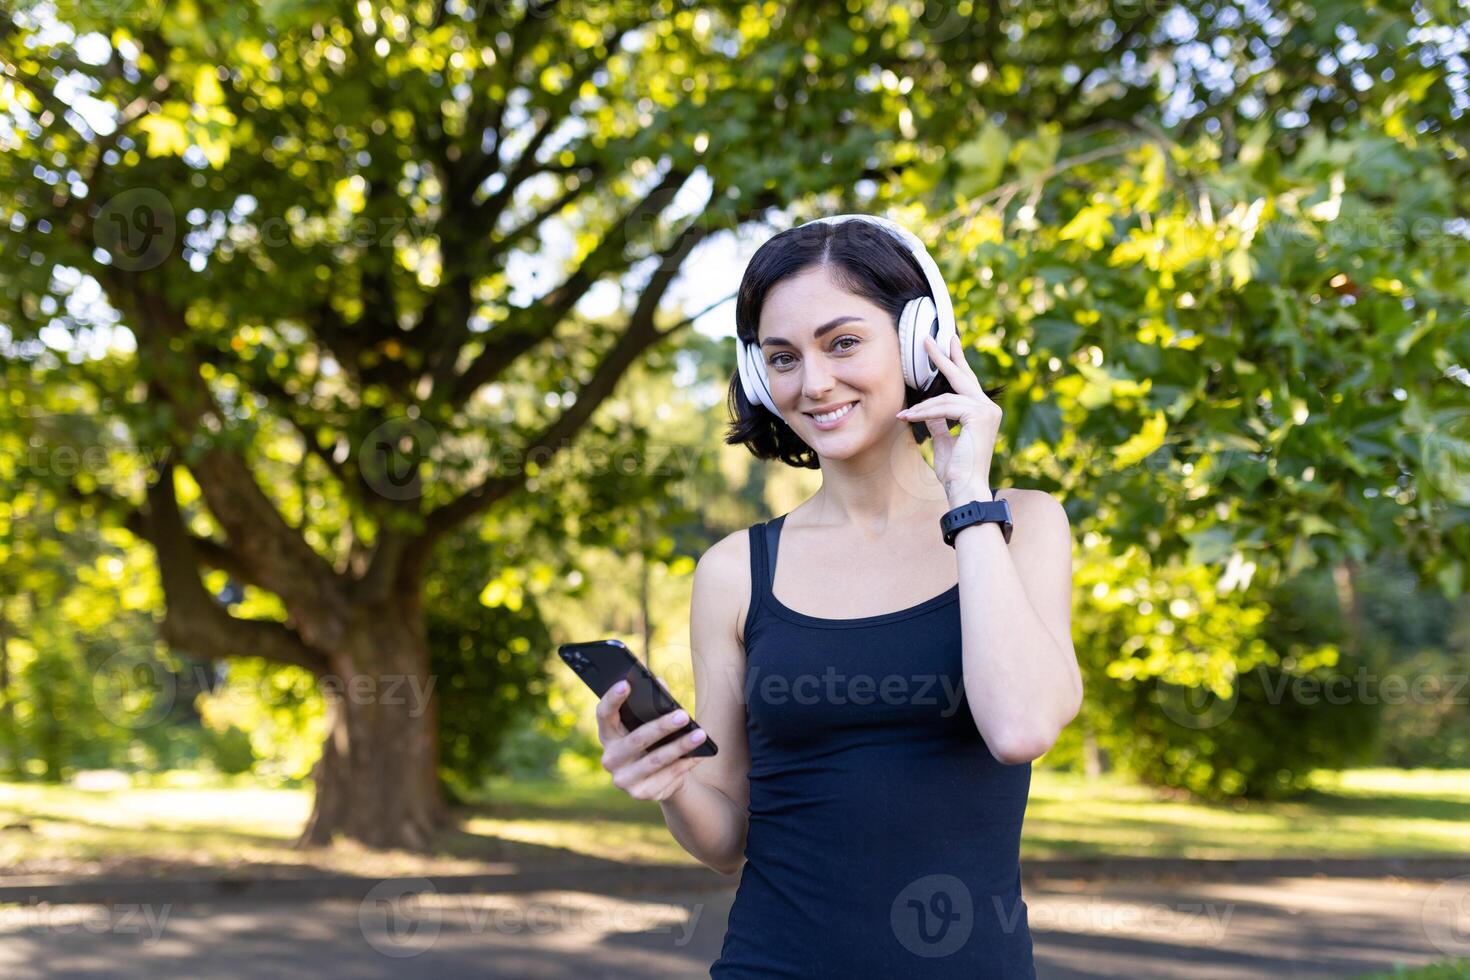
left=810, top=402, right=855, bottom=423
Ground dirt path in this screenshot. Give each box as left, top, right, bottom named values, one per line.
left=0, top=873, right=1463, bottom=978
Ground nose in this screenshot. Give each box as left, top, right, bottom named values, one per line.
left=799, top=352, right=834, bottom=402
left=800, top=358, right=835, bottom=404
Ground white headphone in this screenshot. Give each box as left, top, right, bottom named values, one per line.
left=735, top=213, right=958, bottom=424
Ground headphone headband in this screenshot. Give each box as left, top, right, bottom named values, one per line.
left=737, top=213, right=956, bottom=423
left=800, top=213, right=956, bottom=348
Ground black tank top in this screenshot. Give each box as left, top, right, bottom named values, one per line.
left=710, top=513, right=1036, bottom=979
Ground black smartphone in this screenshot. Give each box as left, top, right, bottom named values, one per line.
left=558, top=639, right=718, bottom=758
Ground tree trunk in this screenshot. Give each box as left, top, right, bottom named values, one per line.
left=297, top=602, right=446, bottom=850
left=639, top=551, right=653, bottom=673
left=0, top=598, right=14, bottom=778
left=1332, top=559, right=1365, bottom=662
left=1082, top=729, right=1106, bottom=778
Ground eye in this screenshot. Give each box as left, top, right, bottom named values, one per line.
left=769, top=352, right=794, bottom=369
left=833, top=335, right=860, bottom=352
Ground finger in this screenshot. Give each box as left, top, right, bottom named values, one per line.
left=607, top=705, right=691, bottom=774
left=629, top=758, right=702, bottom=799
left=627, top=705, right=696, bottom=754
left=595, top=678, right=632, bottom=741
left=922, top=334, right=981, bottom=394
left=896, top=393, right=970, bottom=421
left=922, top=333, right=978, bottom=387
left=626, top=726, right=709, bottom=784
left=632, top=752, right=706, bottom=801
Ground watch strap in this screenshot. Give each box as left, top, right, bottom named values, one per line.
left=940, top=497, right=1013, bottom=546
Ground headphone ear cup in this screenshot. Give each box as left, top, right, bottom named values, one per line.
left=898, top=299, right=919, bottom=391
left=739, top=340, right=761, bottom=405
left=737, top=338, right=781, bottom=421
left=902, top=295, right=939, bottom=390
left=736, top=338, right=758, bottom=403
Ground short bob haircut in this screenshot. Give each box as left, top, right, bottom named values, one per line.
left=726, top=217, right=1006, bottom=469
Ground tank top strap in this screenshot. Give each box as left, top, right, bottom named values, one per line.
left=743, top=514, right=787, bottom=642
left=765, top=513, right=784, bottom=586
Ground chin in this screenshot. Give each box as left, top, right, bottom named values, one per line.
left=801, top=424, right=875, bottom=459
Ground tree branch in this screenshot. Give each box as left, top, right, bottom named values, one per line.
left=420, top=172, right=598, bottom=392
left=141, top=461, right=329, bottom=675
left=99, top=271, right=355, bottom=649
left=408, top=202, right=746, bottom=568
left=467, top=14, right=638, bottom=209
left=470, top=0, right=560, bottom=183
left=448, top=164, right=692, bottom=406
left=192, top=337, right=375, bottom=507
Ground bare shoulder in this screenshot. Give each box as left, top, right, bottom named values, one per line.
left=996, top=487, right=1067, bottom=521
left=995, top=488, right=1072, bottom=552
left=693, top=527, right=754, bottom=648
left=993, top=488, right=1078, bottom=662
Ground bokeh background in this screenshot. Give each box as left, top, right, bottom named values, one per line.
left=1, top=0, right=1468, bottom=976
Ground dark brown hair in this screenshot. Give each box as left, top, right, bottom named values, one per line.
left=725, top=218, right=1006, bottom=468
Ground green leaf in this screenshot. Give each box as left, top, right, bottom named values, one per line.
left=138, top=112, right=190, bottom=158
left=952, top=122, right=1010, bottom=195
left=1113, top=411, right=1168, bottom=469
left=1186, top=526, right=1235, bottom=566
left=1029, top=317, right=1082, bottom=355
left=1012, top=122, right=1061, bottom=178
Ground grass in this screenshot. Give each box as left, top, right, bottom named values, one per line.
left=1019, top=768, right=1470, bottom=860
left=1, top=768, right=1466, bottom=880
left=1352, top=961, right=1470, bottom=979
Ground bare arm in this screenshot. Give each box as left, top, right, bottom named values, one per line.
left=894, top=334, right=1081, bottom=764
left=954, top=488, right=1082, bottom=764
left=658, top=530, right=753, bottom=876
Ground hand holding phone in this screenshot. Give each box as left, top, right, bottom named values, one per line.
left=595, top=679, right=710, bottom=802
left=559, top=639, right=717, bottom=802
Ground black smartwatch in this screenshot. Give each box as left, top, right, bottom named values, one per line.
left=940, top=495, right=1013, bottom=546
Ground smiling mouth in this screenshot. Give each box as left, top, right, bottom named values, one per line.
left=804, top=401, right=858, bottom=423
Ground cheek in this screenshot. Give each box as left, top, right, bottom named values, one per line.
left=857, top=350, right=908, bottom=398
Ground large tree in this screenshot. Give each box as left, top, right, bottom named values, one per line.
left=0, top=0, right=1017, bottom=849
left=4, top=0, right=1467, bottom=847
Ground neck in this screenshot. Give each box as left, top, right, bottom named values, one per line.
left=806, top=428, right=949, bottom=537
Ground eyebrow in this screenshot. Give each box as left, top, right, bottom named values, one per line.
left=760, top=315, right=866, bottom=349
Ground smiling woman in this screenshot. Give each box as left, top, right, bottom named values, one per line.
left=627, top=214, right=1081, bottom=979
left=723, top=217, right=1006, bottom=468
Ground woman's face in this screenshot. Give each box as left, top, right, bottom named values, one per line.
left=756, top=264, right=908, bottom=457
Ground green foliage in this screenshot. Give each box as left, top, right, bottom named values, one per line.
left=1112, top=664, right=1382, bottom=800
left=194, top=658, right=324, bottom=783
left=1054, top=546, right=1466, bottom=798
left=1377, top=647, right=1470, bottom=768
left=935, top=113, right=1470, bottom=602
left=2, top=0, right=1468, bottom=814
left=1056, top=540, right=1348, bottom=799
left=427, top=531, right=554, bottom=803
left=201, top=723, right=258, bottom=776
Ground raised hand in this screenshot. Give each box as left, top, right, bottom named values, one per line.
left=895, top=333, right=1002, bottom=505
